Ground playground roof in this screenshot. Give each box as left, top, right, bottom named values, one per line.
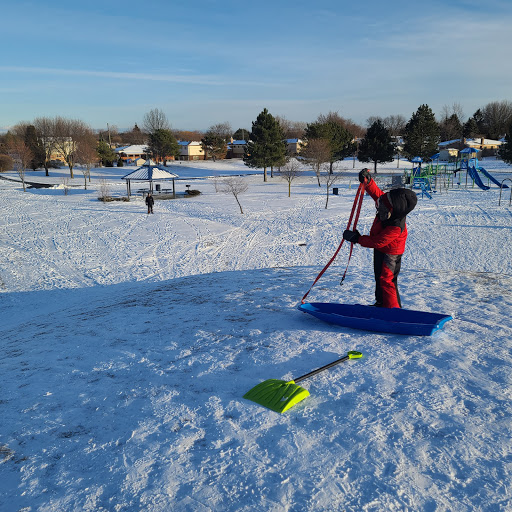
left=460, top=147, right=480, bottom=153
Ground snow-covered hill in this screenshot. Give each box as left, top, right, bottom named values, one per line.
left=1, top=159, right=512, bottom=511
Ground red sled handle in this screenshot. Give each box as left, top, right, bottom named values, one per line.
left=301, top=182, right=366, bottom=304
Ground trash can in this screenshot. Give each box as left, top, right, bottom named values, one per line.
left=333, top=187, right=339, bottom=195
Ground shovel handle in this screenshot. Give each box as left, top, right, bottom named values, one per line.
left=293, top=351, right=362, bottom=384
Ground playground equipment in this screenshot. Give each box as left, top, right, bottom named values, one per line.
left=405, top=156, right=458, bottom=198
left=459, top=147, right=508, bottom=190
left=404, top=149, right=508, bottom=196
left=499, top=179, right=512, bottom=206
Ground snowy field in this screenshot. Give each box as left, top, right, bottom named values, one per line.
left=1, top=158, right=512, bottom=511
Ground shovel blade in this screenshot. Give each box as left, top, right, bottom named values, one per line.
left=243, top=379, right=310, bottom=413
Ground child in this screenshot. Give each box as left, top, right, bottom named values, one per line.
left=145, top=192, right=154, bottom=214
left=343, top=169, right=418, bottom=308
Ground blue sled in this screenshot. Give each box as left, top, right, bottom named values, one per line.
left=298, top=302, right=452, bottom=336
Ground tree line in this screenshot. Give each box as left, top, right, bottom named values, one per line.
left=2, top=100, right=512, bottom=187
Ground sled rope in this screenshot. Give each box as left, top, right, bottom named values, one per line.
left=301, top=182, right=366, bottom=304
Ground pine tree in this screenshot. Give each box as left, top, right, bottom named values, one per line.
left=439, top=114, right=462, bottom=142
left=201, top=132, right=227, bottom=161
left=233, top=128, right=250, bottom=141
left=357, top=120, right=395, bottom=173
left=499, top=121, right=512, bottom=164
left=403, top=104, right=440, bottom=160
left=463, top=117, right=479, bottom=138
left=304, top=118, right=353, bottom=173
left=96, top=140, right=116, bottom=167
left=244, top=108, right=287, bottom=182
left=147, top=129, right=180, bottom=165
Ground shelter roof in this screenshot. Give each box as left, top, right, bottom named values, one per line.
left=122, top=163, right=179, bottom=181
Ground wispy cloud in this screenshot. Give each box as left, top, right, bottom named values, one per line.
left=0, top=66, right=278, bottom=88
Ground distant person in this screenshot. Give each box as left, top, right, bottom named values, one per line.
left=145, top=193, right=154, bottom=214
left=343, top=169, right=418, bottom=308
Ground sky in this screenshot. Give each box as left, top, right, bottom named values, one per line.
left=1, top=0, right=512, bottom=133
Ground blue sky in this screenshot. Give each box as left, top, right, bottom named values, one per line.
left=1, top=0, right=512, bottom=133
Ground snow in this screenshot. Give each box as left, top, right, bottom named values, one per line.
left=1, top=158, right=512, bottom=511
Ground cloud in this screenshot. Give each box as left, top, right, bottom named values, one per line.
left=0, top=66, right=278, bottom=88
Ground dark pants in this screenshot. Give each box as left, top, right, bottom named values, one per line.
left=374, top=250, right=402, bottom=308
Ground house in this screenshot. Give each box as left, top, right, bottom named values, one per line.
left=438, top=147, right=460, bottom=161
left=178, top=141, right=205, bottom=161
left=466, top=137, right=502, bottom=151
left=115, top=145, right=148, bottom=162
left=227, top=140, right=247, bottom=159
left=42, top=137, right=74, bottom=162
left=130, top=157, right=147, bottom=166
left=286, top=139, right=303, bottom=156
left=438, top=137, right=503, bottom=160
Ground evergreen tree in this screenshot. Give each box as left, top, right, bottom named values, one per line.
left=439, top=114, right=462, bottom=142
left=499, top=121, right=512, bottom=164
left=304, top=118, right=354, bottom=173
left=201, top=132, right=227, bottom=161
left=463, top=117, right=480, bottom=139
left=357, top=120, right=395, bottom=173
left=232, top=128, right=250, bottom=141
left=146, top=129, right=179, bottom=165
left=96, top=140, right=116, bottom=167
left=471, top=109, right=485, bottom=135
left=403, top=104, right=440, bottom=160
left=244, top=108, right=287, bottom=182
left=24, top=125, right=45, bottom=171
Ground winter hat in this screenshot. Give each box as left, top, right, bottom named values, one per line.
left=381, top=193, right=393, bottom=211
left=388, top=188, right=418, bottom=218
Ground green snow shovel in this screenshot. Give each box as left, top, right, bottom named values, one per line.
left=243, top=351, right=363, bottom=413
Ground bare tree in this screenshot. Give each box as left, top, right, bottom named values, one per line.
left=481, top=100, right=512, bottom=139
left=53, top=117, right=94, bottom=179
left=143, top=109, right=170, bottom=134
left=75, top=141, right=98, bottom=190
left=8, top=137, right=33, bottom=192
left=366, top=116, right=381, bottom=128
left=33, top=117, right=56, bottom=176
left=367, top=115, right=407, bottom=137
left=279, top=158, right=302, bottom=197
left=440, top=103, right=465, bottom=124
left=383, top=115, right=407, bottom=137
left=299, top=138, right=331, bottom=187
left=275, top=116, right=307, bottom=139
left=317, top=111, right=364, bottom=139
left=98, top=179, right=111, bottom=201
left=216, top=176, right=248, bottom=214
left=60, top=177, right=70, bottom=195
left=174, top=130, right=203, bottom=142
left=209, top=122, right=232, bottom=142
left=8, top=121, right=30, bottom=139
left=321, top=164, right=344, bottom=209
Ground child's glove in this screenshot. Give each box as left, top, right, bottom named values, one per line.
left=343, top=229, right=361, bottom=244
left=358, top=169, right=371, bottom=184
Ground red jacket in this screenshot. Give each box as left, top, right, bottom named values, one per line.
left=358, top=180, right=413, bottom=255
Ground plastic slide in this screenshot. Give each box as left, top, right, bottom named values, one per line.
left=479, top=167, right=509, bottom=188
left=467, top=166, right=490, bottom=190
